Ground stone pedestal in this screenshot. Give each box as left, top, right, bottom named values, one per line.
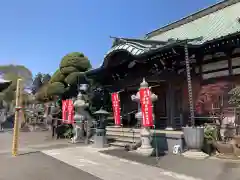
left=71, top=123, right=84, bottom=143
left=92, top=128, right=108, bottom=148
left=135, top=127, right=154, bottom=156
left=182, top=150, right=209, bottom=159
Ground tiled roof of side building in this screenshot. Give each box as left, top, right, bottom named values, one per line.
left=146, top=0, right=240, bottom=44
left=0, top=78, right=11, bottom=84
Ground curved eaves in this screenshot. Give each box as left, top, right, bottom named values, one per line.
left=104, top=43, right=152, bottom=59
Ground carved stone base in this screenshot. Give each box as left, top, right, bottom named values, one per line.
left=182, top=150, right=209, bottom=159
left=134, top=147, right=154, bottom=156
left=71, top=138, right=82, bottom=144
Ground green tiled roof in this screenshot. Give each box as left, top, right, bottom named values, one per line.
left=147, top=1, right=240, bottom=44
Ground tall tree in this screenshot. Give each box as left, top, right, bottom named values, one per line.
left=32, top=73, right=43, bottom=94
left=0, top=65, right=33, bottom=104
left=0, top=64, right=32, bottom=88
left=42, top=74, right=51, bottom=85
left=47, top=52, right=91, bottom=98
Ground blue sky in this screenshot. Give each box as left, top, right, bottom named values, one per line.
left=0, top=0, right=220, bottom=76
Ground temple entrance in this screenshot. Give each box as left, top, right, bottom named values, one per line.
left=119, top=80, right=183, bottom=129
left=154, top=82, right=183, bottom=129
left=120, top=90, right=138, bottom=127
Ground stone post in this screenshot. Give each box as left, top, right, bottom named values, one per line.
left=131, top=78, right=158, bottom=156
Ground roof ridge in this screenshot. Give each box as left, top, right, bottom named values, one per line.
left=145, top=0, right=239, bottom=39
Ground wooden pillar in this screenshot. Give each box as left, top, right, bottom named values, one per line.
left=165, top=81, right=175, bottom=130
left=227, top=48, right=233, bottom=75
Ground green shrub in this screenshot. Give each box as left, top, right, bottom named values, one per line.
left=60, top=52, right=91, bottom=72
left=50, top=69, right=65, bottom=83
left=47, top=82, right=66, bottom=96
left=64, top=72, right=86, bottom=85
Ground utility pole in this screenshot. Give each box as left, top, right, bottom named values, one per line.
left=12, top=79, right=22, bottom=157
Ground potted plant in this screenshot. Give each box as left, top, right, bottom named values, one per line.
left=202, top=124, right=217, bottom=155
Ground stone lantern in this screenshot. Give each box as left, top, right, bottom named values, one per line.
left=72, top=84, right=94, bottom=144
left=131, top=78, right=158, bottom=156
left=72, top=91, right=88, bottom=143
left=0, top=109, right=6, bottom=131
left=92, top=108, right=109, bottom=148
left=43, top=103, right=52, bottom=130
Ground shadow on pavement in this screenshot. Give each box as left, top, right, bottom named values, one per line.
left=18, top=151, right=40, bottom=156
left=100, top=148, right=163, bottom=166
left=100, top=148, right=240, bottom=180
left=0, top=152, right=101, bottom=180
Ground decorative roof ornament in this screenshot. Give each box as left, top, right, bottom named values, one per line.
left=74, top=91, right=86, bottom=107
left=140, top=78, right=149, bottom=88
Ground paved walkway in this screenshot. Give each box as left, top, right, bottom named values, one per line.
left=0, top=131, right=74, bottom=154
left=42, top=146, right=202, bottom=180
left=101, top=148, right=240, bottom=180
left=0, top=152, right=100, bottom=180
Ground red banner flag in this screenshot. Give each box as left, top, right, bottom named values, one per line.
left=67, top=100, right=74, bottom=124
left=111, top=92, right=121, bottom=126
left=62, top=100, right=68, bottom=123
left=139, top=88, right=154, bottom=127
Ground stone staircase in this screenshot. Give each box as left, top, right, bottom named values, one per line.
left=106, top=126, right=141, bottom=147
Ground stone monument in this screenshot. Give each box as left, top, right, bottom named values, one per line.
left=131, top=78, right=158, bottom=156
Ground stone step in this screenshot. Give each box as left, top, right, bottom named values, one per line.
left=109, top=141, right=128, bottom=147
left=106, top=126, right=183, bottom=135
left=106, top=131, right=140, bottom=138
left=106, top=127, right=141, bottom=133
left=107, top=135, right=140, bottom=143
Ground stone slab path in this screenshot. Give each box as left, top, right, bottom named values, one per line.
left=42, top=146, right=202, bottom=180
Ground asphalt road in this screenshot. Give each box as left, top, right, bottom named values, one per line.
left=0, top=152, right=101, bottom=180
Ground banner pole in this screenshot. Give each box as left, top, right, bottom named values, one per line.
left=12, top=79, right=22, bottom=157
left=153, top=125, right=159, bottom=161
